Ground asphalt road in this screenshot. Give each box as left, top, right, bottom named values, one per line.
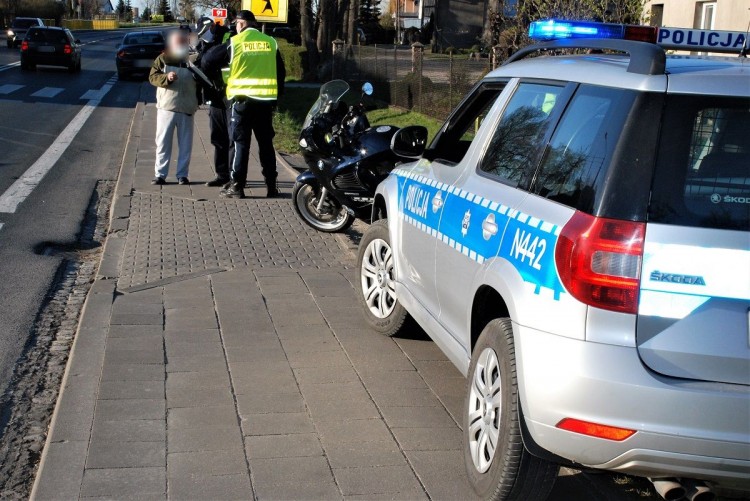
left=0, top=29, right=145, bottom=401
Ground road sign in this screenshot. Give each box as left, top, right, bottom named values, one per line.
left=212, top=7, right=227, bottom=18
left=242, top=0, right=288, bottom=23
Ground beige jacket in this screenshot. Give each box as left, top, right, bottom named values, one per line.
left=149, top=53, right=199, bottom=115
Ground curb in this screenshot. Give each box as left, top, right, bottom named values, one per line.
left=29, top=104, right=143, bottom=501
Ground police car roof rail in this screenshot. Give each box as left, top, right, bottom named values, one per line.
left=504, top=39, right=666, bottom=76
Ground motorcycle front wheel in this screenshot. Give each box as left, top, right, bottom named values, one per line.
left=292, top=181, right=355, bottom=233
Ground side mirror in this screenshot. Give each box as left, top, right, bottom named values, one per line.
left=391, top=126, right=428, bottom=159
left=362, top=82, right=373, bottom=96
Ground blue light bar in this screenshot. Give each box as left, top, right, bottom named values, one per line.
left=529, top=19, right=625, bottom=41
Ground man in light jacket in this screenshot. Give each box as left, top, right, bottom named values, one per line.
left=149, top=31, right=199, bottom=185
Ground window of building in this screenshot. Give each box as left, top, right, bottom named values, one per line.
left=650, top=4, right=664, bottom=26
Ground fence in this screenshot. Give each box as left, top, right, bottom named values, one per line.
left=331, top=42, right=496, bottom=122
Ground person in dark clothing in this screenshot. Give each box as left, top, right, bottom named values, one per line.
left=196, top=21, right=233, bottom=187
left=201, top=10, right=286, bottom=198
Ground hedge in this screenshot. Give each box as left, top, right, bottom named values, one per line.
left=275, top=39, right=303, bottom=81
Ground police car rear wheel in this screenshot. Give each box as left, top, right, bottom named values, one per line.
left=464, top=319, right=558, bottom=500
left=357, top=219, right=409, bottom=337
left=292, top=181, right=354, bottom=233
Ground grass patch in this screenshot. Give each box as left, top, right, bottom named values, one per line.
left=273, top=85, right=444, bottom=155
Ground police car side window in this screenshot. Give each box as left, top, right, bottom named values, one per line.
left=479, top=83, right=564, bottom=187
left=531, top=85, right=637, bottom=213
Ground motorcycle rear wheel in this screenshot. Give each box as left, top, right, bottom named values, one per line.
left=292, top=181, right=355, bottom=233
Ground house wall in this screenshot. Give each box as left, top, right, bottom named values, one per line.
left=643, top=0, right=749, bottom=31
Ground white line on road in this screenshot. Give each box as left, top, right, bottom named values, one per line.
left=0, top=75, right=118, bottom=214
left=0, top=84, right=24, bottom=95
left=0, top=62, right=20, bottom=73
left=30, top=87, right=65, bottom=99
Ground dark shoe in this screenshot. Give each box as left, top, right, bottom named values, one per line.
left=178, top=177, right=190, bottom=185
left=206, top=176, right=229, bottom=187
left=151, top=176, right=166, bottom=185
left=266, top=184, right=280, bottom=198
left=220, top=182, right=246, bottom=199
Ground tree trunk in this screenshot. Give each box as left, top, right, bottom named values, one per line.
left=316, top=0, right=332, bottom=55
left=347, top=0, right=358, bottom=45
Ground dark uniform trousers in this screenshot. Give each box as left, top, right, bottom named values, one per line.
left=208, top=100, right=234, bottom=180
left=229, top=99, right=277, bottom=186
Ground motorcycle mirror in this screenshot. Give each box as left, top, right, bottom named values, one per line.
left=361, top=82, right=374, bottom=96
left=391, top=126, right=428, bottom=159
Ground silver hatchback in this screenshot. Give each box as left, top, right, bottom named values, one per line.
left=357, top=19, right=750, bottom=501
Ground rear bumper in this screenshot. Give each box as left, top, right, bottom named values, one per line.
left=514, top=323, right=750, bottom=488
left=22, top=53, right=76, bottom=67
left=116, top=58, right=153, bottom=71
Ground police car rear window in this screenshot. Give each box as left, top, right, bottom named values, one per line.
left=649, top=95, right=749, bottom=231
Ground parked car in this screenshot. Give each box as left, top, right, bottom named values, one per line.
left=6, top=17, right=44, bottom=48
left=271, top=26, right=299, bottom=45
left=20, top=27, right=81, bottom=72
left=358, top=18, right=750, bottom=501
left=115, top=31, right=165, bottom=79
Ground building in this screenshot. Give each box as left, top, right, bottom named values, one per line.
left=644, top=0, right=749, bottom=33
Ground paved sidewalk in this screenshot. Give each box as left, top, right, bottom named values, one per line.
left=31, top=99, right=648, bottom=501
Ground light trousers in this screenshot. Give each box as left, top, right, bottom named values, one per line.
left=154, top=108, right=194, bottom=179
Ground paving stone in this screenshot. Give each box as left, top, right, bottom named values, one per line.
left=163, top=328, right=221, bottom=344
left=324, top=440, right=406, bottom=469
left=91, top=419, right=166, bottom=443
left=236, top=391, right=305, bottom=415
left=250, top=456, right=334, bottom=487
left=110, top=313, right=163, bottom=326
left=343, top=492, right=428, bottom=501
left=241, top=412, right=315, bottom=436
left=31, top=440, right=88, bottom=501
left=299, top=381, right=370, bottom=402
left=293, top=366, right=360, bottom=385
left=167, top=449, right=248, bottom=477
left=100, top=362, right=165, bottom=381
left=368, top=387, right=443, bottom=408
left=111, top=303, right=163, bottom=315
left=167, top=406, right=238, bottom=428
left=333, top=465, right=423, bottom=496
left=253, top=479, right=342, bottom=501
left=286, top=349, right=352, bottom=369
left=165, top=341, right=224, bottom=358
left=167, top=425, right=244, bottom=453
left=80, top=467, right=166, bottom=499
left=165, top=370, right=231, bottom=391
left=166, top=386, right=235, bottom=408
left=412, top=360, right=464, bottom=381
left=380, top=406, right=458, bottom=429
left=316, top=419, right=393, bottom=444
left=168, top=473, right=252, bottom=500
left=391, top=426, right=463, bottom=451
left=405, top=450, right=481, bottom=501
left=166, top=355, right=228, bottom=373
left=306, top=397, right=381, bottom=421
left=245, top=433, right=323, bottom=459
left=86, top=441, right=166, bottom=469
left=98, top=380, right=164, bottom=400
left=94, top=399, right=166, bottom=421
left=106, top=336, right=164, bottom=352
left=358, top=370, right=428, bottom=390
left=103, top=348, right=165, bottom=366
left=108, top=325, right=164, bottom=338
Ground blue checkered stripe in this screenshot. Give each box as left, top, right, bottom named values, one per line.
left=394, top=168, right=567, bottom=300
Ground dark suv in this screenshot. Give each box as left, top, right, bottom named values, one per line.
left=21, top=27, right=82, bottom=72
left=6, top=17, right=44, bottom=48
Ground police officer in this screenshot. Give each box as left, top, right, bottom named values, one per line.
left=197, top=19, right=233, bottom=187
left=202, top=10, right=286, bottom=199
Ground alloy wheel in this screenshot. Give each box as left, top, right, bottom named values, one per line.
left=360, top=238, right=397, bottom=318
left=467, top=347, right=502, bottom=473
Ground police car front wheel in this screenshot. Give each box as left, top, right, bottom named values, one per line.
left=464, top=319, right=559, bottom=501
left=357, top=219, right=409, bottom=337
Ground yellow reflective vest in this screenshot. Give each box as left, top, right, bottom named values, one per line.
left=226, top=29, right=278, bottom=101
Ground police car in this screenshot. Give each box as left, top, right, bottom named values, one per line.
left=356, top=19, right=750, bottom=501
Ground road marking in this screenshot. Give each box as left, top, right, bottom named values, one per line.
left=0, top=84, right=24, bottom=95
left=0, top=62, right=20, bottom=73
left=0, top=75, right=118, bottom=214
left=79, top=88, right=105, bottom=100
left=31, top=87, right=65, bottom=99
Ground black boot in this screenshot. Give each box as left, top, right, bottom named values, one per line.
left=206, top=176, right=229, bottom=187
left=266, top=182, right=280, bottom=198
left=220, top=182, right=246, bottom=199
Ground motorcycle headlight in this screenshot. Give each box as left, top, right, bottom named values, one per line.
left=299, top=138, right=308, bottom=149
left=7, top=30, right=14, bottom=37
left=316, top=160, right=325, bottom=170
left=324, top=133, right=334, bottom=144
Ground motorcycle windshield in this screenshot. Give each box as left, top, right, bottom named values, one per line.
left=302, top=80, right=350, bottom=129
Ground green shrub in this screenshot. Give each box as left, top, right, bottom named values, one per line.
left=150, top=14, right=164, bottom=22
left=275, top=38, right=303, bottom=81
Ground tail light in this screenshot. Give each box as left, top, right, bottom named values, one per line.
left=63, top=44, right=72, bottom=54
left=555, top=211, right=645, bottom=314
left=20, top=40, right=28, bottom=51
left=117, top=49, right=126, bottom=58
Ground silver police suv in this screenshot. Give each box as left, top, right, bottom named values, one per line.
left=356, top=19, right=749, bottom=501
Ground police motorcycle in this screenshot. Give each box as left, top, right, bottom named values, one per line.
left=294, top=80, right=424, bottom=233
